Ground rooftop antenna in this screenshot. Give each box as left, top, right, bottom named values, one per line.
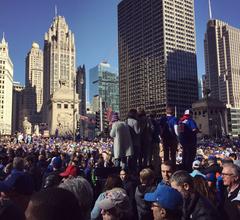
left=208, top=0, right=212, bottom=19
left=55, top=5, right=58, bottom=17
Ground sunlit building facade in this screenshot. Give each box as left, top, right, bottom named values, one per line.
left=118, top=0, right=198, bottom=117
left=43, top=15, right=78, bottom=135
left=0, top=35, right=13, bottom=135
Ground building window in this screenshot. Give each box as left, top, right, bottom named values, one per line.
left=64, top=104, right=68, bottom=109
left=57, top=104, right=61, bottom=109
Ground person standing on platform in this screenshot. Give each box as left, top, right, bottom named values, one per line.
left=110, top=113, right=133, bottom=169
left=178, top=110, right=199, bottom=172
left=159, top=106, right=178, bottom=167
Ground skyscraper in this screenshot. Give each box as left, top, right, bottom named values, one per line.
left=89, top=61, right=119, bottom=112
left=204, top=19, right=240, bottom=135
left=43, top=14, right=76, bottom=118
left=0, top=34, right=13, bottom=135
left=26, top=42, right=43, bottom=113
left=118, top=0, right=198, bottom=117
left=43, top=14, right=78, bottom=135
left=23, top=42, right=43, bottom=125
left=204, top=19, right=240, bottom=108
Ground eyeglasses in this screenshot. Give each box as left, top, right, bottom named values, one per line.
left=221, top=173, right=235, bottom=177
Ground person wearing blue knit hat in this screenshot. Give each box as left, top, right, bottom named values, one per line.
left=144, top=185, right=183, bottom=220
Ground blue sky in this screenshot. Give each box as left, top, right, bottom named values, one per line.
left=0, top=0, right=239, bottom=85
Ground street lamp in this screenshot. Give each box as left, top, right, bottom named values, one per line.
left=73, top=78, right=76, bottom=142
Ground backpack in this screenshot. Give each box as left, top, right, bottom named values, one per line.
left=159, top=116, right=176, bottom=140
left=178, top=120, right=193, bottom=140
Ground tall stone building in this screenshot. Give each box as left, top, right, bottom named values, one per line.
left=43, top=15, right=78, bottom=135
left=23, top=42, right=43, bottom=125
left=204, top=19, right=240, bottom=136
left=47, top=84, right=79, bottom=136
left=118, top=0, right=198, bottom=117
left=192, top=97, right=227, bottom=138
left=12, top=82, right=24, bottom=133
left=0, top=34, right=13, bottom=135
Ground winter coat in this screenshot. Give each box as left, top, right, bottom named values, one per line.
left=138, top=116, right=153, bottom=149
left=110, top=121, right=133, bottom=159
left=123, top=177, right=138, bottom=209
left=150, top=118, right=160, bottom=144
left=182, top=192, right=220, bottom=220
left=127, top=118, right=141, bottom=147
left=135, top=184, right=156, bottom=220
left=223, top=185, right=240, bottom=220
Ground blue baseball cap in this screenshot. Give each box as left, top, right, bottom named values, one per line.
left=144, top=185, right=183, bottom=210
left=0, top=171, right=34, bottom=195
left=52, top=156, right=62, bottom=169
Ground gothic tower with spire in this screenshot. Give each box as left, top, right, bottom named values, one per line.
left=43, top=14, right=78, bottom=136
left=43, top=15, right=76, bottom=108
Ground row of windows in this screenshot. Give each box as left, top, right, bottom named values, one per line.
left=194, top=109, right=223, bottom=116
left=57, top=103, right=74, bottom=109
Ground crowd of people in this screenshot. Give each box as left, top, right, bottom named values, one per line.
left=0, top=106, right=240, bottom=220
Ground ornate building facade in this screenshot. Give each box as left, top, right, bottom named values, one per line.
left=43, top=15, right=78, bottom=135
left=0, top=35, right=13, bottom=135
left=47, top=84, right=79, bottom=136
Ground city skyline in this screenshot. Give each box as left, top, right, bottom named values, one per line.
left=0, top=0, right=239, bottom=85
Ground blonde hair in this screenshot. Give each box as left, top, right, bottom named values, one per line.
left=139, top=168, right=155, bottom=185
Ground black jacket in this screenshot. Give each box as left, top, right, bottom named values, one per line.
left=223, top=185, right=240, bottom=220
left=182, top=192, right=220, bottom=220
left=135, top=185, right=156, bottom=220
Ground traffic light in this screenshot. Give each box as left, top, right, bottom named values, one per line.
left=95, top=111, right=100, bottom=129
left=77, top=120, right=80, bottom=130
left=104, top=110, right=109, bottom=129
